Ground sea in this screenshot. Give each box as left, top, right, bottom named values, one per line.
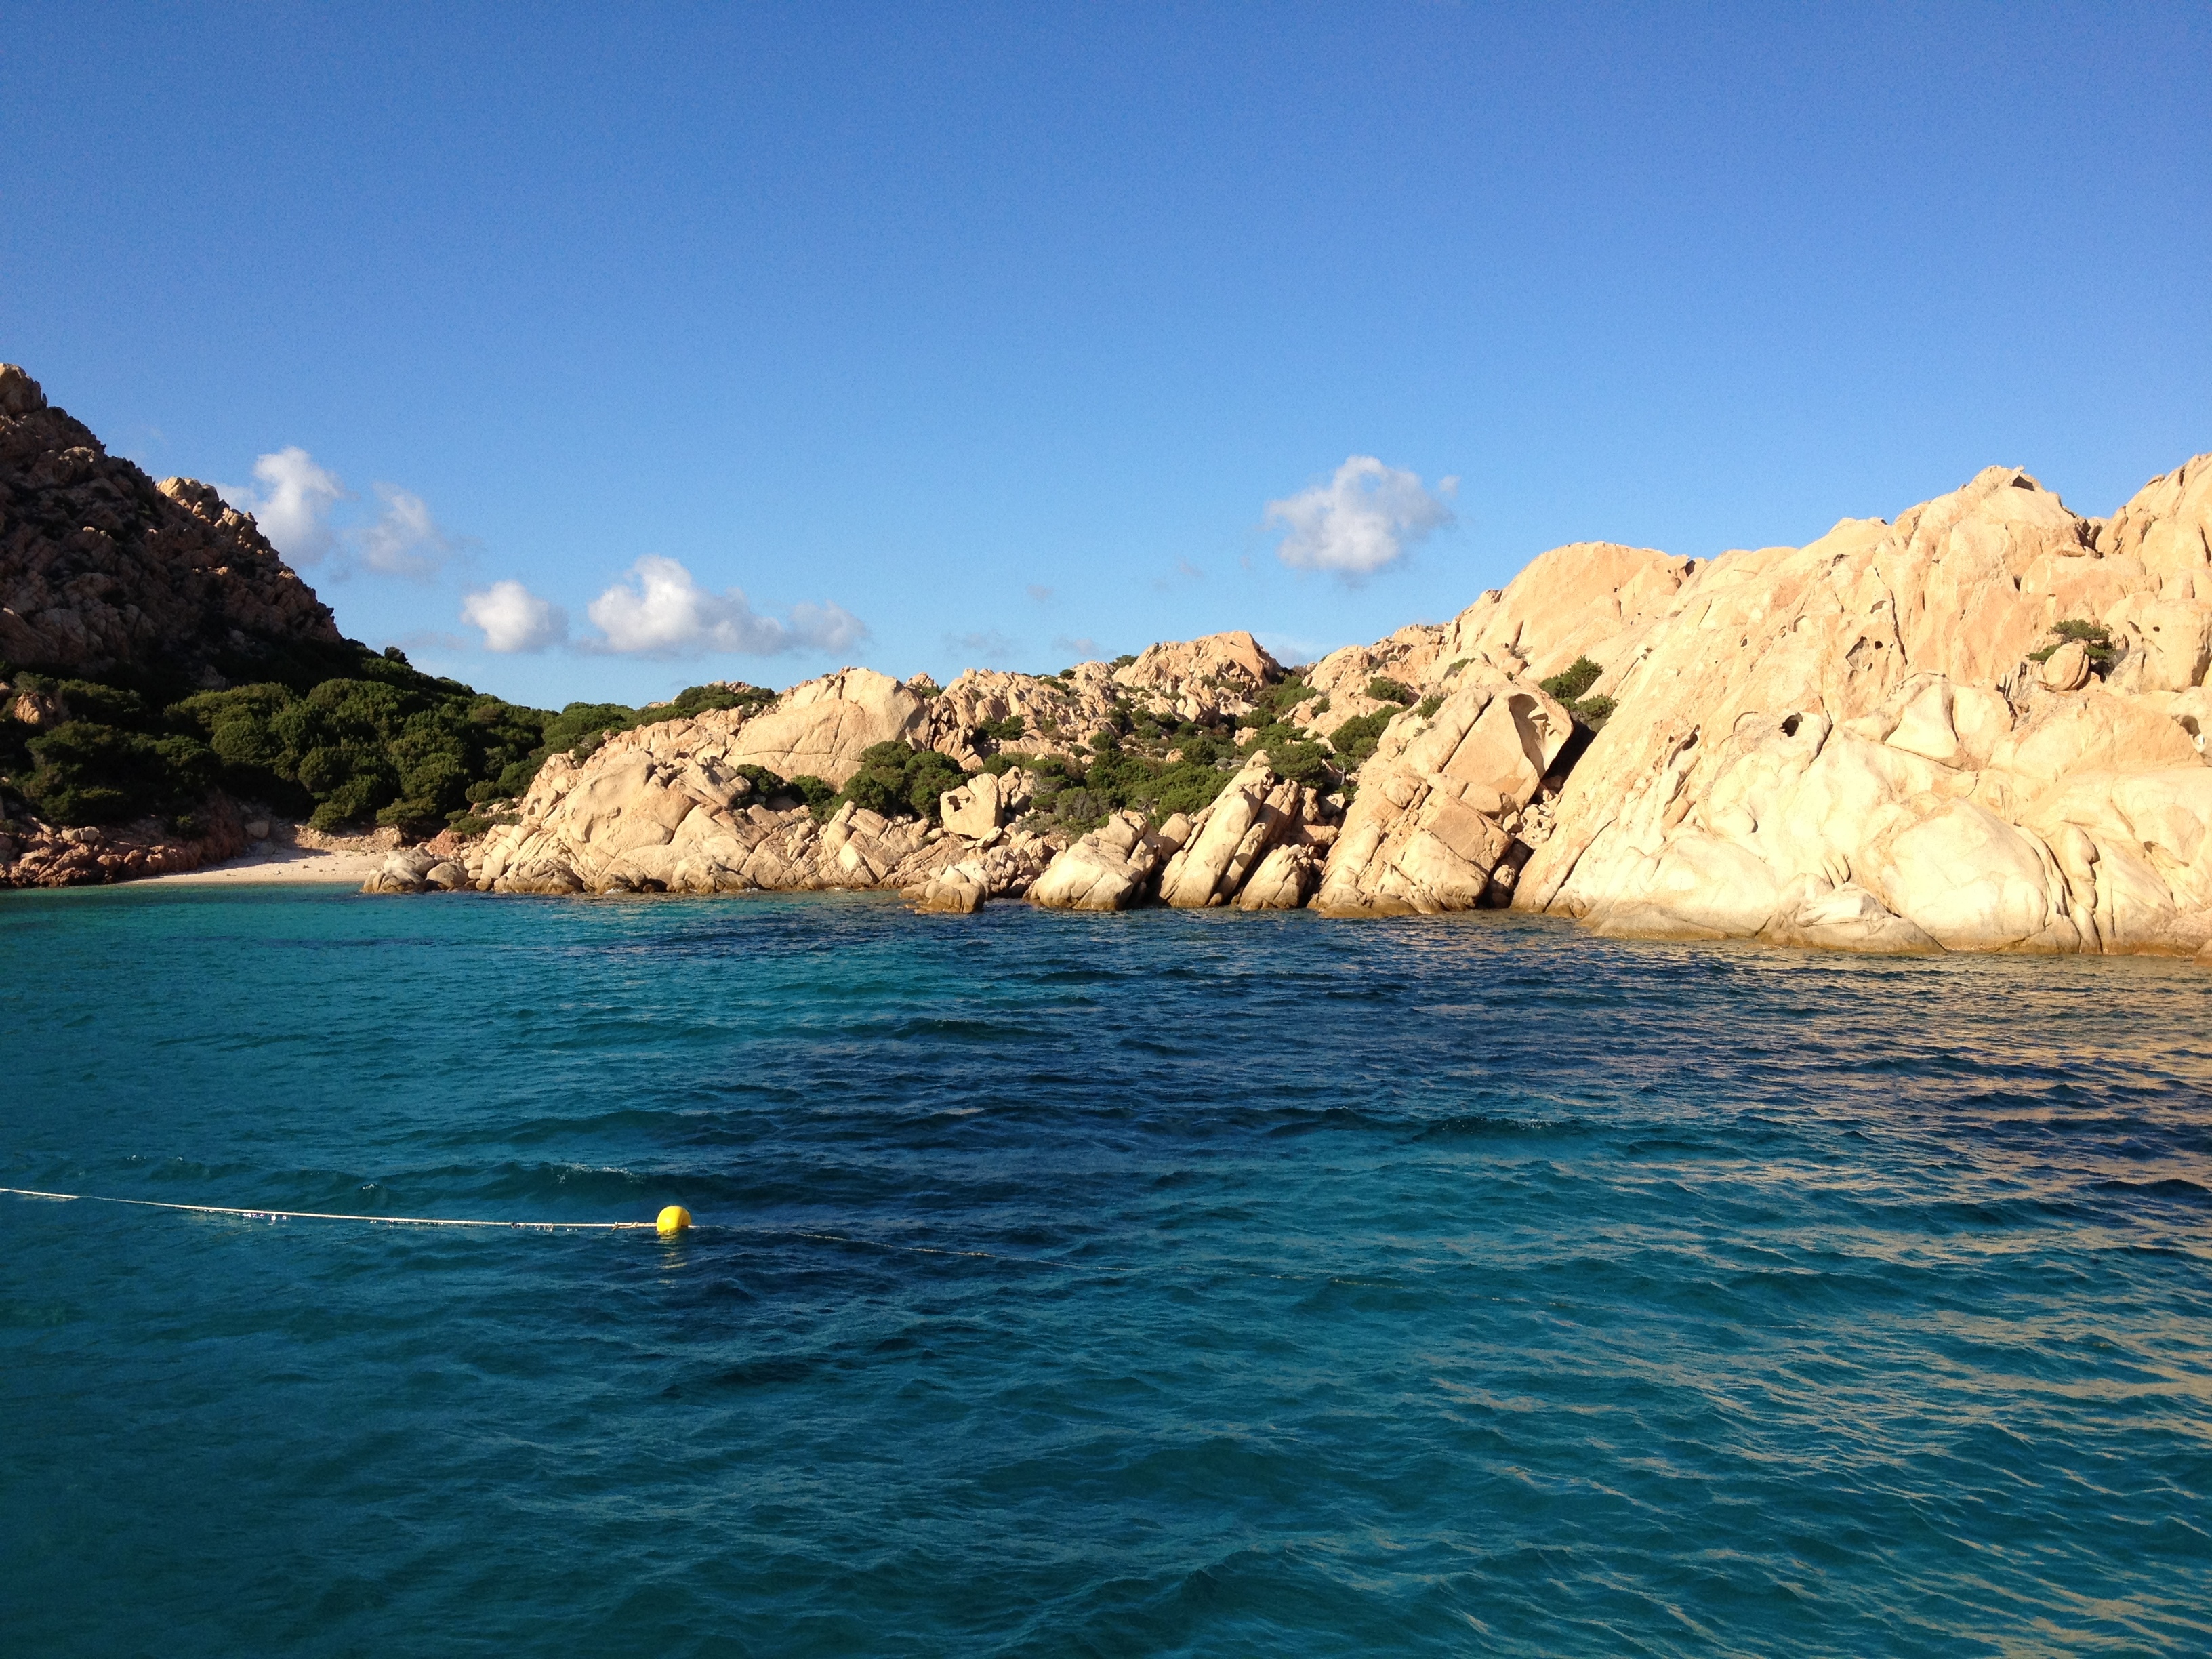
left=1, top=884, right=2207, bottom=1656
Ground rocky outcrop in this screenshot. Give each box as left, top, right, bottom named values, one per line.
left=721, top=668, right=930, bottom=785
left=922, top=632, right=1285, bottom=766
left=1315, top=678, right=1575, bottom=914
left=0, top=797, right=246, bottom=886
left=1156, top=756, right=1331, bottom=907
left=1022, top=754, right=1340, bottom=914
left=1026, top=812, right=1183, bottom=911
left=358, top=430, right=2212, bottom=966
left=1515, top=460, right=2212, bottom=958
left=461, top=686, right=1065, bottom=898
left=0, top=364, right=342, bottom=680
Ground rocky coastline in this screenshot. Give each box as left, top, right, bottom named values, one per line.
left=348, top=453, right=2212, bottom=970
left=6, top=356, right=2209, bottom=964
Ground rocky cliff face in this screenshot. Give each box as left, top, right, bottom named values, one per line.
left=300, top=430, right=2212, bottom=972
left=1516, top=460, right=2212, bottom=959
left=0, top=365, right=342, bottom=680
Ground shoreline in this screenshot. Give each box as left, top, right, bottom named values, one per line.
left=107, top=844, right=386, bottom=887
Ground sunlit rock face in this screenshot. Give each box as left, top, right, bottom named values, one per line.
left=1517, top=457, right=2212, bottom=958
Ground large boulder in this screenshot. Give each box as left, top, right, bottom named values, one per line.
left=1157, top=756, right=1318, bottom=908
left=722, top=668, right=929, bottom=786
left=1028, top=812, right=1180, bottom=911
left=1316, top=679, right=1576, bottom=915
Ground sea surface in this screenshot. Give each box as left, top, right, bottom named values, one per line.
left=1, top=885, right=2208, bottom=1656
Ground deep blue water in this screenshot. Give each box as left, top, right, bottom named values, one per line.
left=1, top=885, right=2208, bottom=1657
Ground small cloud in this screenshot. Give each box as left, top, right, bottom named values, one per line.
left=1026, top=584, right=1054, bottom=604
left=1052, top=634, right=1102, bottom=661
left=789, top=600, right=869, bottom=654
left=357, top=484, right=466, bottom=580
left=462, top=579, right=570, bottom=653
left=583, top=556, right=867, bottom=658
left=1265, top=455, right=1456, bottom=579
left=1151, top=558, right=1204, bottom=592
left=230, top=445, right=348, bottom=564
left=945, top=629, right=1023, bottom=666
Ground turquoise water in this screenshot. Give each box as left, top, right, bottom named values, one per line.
left=1, top=886, right=2208, bottom=1656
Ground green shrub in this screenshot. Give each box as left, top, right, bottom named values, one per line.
left=1540, top=656, right=1603, bottom=703
left=2026, top=620, right=2117, bottom=670
left=1573, top=695, right=1618, bottom=730
left=1250, top=676, right=1318, bottom=720
left=1327, top=710, right=1394, bottom=766
left=16, top=722, right=216, bottom=825
left=1414, top=694, right=1444, bottom=718
left=1265, top=739, right=1332, bottom=786
left=1366, top=676, right=1414, bottom=705
left=976, top=714, right=1026, bottom=743
left=787, top=774, right=838, bottom=816
left=823, top=742, right=968, bottom=823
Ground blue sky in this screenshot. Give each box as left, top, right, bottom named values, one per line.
left=4, top=3, right=2206, bottom=708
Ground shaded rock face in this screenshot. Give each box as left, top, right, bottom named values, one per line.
left=1517, top=459, right=2212, bottom=958
left=0, top=365, right=342, bottom=680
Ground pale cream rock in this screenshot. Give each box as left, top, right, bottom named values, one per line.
left=1316, top=680, right=1574, bottom=915
left=2040, top=640, right=2093, bottom=691
left=1434, top=541, right=1699, bottom=685
left=1156, top=756, right=1316, bottom=909
left=1519, top=455, right=2212, bottom=959
left=724, top=668, right=928, bottom=785
left=906, top=861, right=988, bottom=914
left=1236, top=844, right=1322, bottom=910
left=1028, top=813, right=1168, bottom=911
left=940, top=771, right=1003, bottom=839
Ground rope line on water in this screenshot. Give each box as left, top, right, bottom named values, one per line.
left=0, top=1185, right=657, bottom=1231
left=0, top=1185, right=1067, bottom=1265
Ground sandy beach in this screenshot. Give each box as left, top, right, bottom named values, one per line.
left=134, top=843, right=387, bottom=886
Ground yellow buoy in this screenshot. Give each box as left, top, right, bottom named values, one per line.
left=656, top=1204, right=693, bottom=1235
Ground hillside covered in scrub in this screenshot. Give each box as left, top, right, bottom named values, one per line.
left=0, top=363, right=784, bottom=872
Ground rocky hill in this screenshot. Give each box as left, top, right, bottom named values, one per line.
left=372, top=451, right=2212, bottom=968
left=9, top=360, right=2208, bottom=963
left=0, top=365, right=342, bottom=681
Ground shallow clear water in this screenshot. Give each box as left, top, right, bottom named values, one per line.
left=1, top=885, right=2208, bottom=1656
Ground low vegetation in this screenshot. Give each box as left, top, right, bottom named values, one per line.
left=1539, top=655, right=1618, bottom=731
left=0, top=642, right=772, bottom=836
left=2027, top=619, right=2117, bottom=673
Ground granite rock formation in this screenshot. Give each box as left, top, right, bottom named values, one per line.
left=403, top=451, right=2212, bottom=970
left=1515, top=459, right=2212, bottom=957
left=0, top=364, right=342, bottom=680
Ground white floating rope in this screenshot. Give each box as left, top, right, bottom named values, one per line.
left=0, top=1184, right=660, bottom=1231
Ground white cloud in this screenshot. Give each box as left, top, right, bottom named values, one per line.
left=359, top=484, right=463, bottom=579
left=788, top=600, right=869, bottom=653
left=462, top=580, right=569, bottom=653
left=584, top=556, right=869, bottom=658
left=1265, top=455, right=1457, bottom=577
left=234, top=446, right=347, bottom=564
